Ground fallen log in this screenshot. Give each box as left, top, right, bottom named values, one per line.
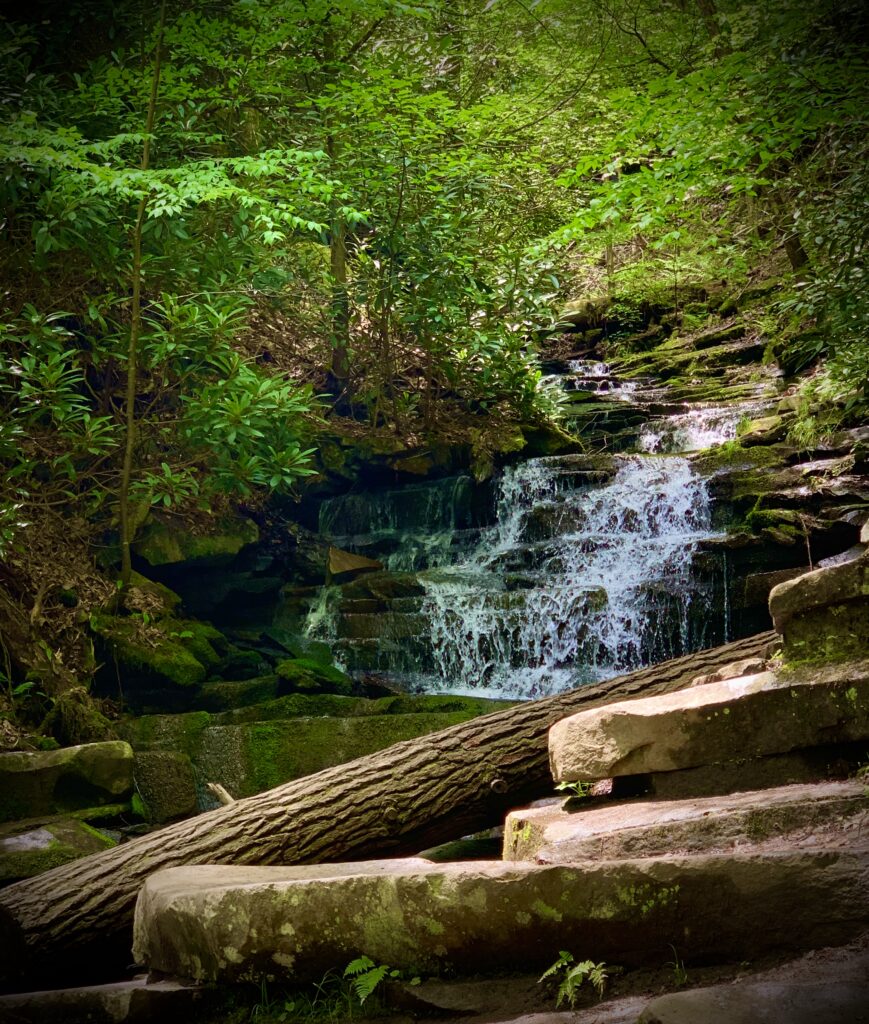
left=0, top=632, right=775, bottom=989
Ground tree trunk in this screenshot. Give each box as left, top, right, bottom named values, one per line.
left=0, top=632, right=775, bottom=990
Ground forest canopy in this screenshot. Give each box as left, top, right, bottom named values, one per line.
left=1, top=0, right=866, bottom=566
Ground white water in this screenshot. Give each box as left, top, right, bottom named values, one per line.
left=302, top=358, right=747, bottom=700
left=418, top=454, right=718, bottom=699
left=640, top=405, right=747, bottom=453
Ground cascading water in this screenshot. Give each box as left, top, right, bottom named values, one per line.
left=301, top=358, right=753, bottom=700
left=418, top=454, right=718, bottom=698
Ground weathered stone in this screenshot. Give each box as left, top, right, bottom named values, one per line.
left=0, top=742, right=134, bottom=822
left=548, top=667, right=869, bottom=782
left=638, top=980, right=869, bottom=1024
left=769, top=551, right=869, bottom=663
left=0, top=978, right=215, bottom=1024
left=504, top=781, right=867, bottom=863
left=0, top=817, right=116, bottom=884
left=133, top=752, right=197, bottom=823
left=133, top=848, right=869, bottom=984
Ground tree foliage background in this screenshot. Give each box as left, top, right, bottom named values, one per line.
left=0, top=0, right=866, bottom=692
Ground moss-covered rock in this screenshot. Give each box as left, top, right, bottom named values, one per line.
left=770, top=551, right=869, bottom=664
left=133, top=515, right=259, bottom=568
left=41, top=687, right=117, bottom=747
left=133, top=751, right=198, bottom=823
left=216, top=648, right=265, bottom=680
left=0, top=816, right=116, bottom=884
left=275, top=657, right=354, bottom=696
left=126, top=572, right=182, bottom=616
left=192, top=676, right=281, bottom=712
left=91, top=613, right=207, bottom=691
left=0, top=740, right=134, bottom=822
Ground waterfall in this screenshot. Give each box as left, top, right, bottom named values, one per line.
left=418, top=454, right=718, bottom=699
left=300, top=358, right=749, bottom=700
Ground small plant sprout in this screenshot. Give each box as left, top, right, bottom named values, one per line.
left=538, top=950, right=611, bottom=1006
left=555, top=780, right=592, bottom=800
left=666, top=945, right=689, bottom=987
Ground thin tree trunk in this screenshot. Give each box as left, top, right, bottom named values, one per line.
left=0, top=632, right=775, bottom=990
left=118, top=0, right=167, bottom=589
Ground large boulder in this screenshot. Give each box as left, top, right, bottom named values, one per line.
left=133, top=848, right=869, bottom=984
left=769, top=550, right=869, bottom=663
left=0, top=741, right=133, bottom=822
left=504, top=781, right=867, bottom=863
left=0, top=816, right=116, bottom=884
left=548, top=667, right=869, bottom=783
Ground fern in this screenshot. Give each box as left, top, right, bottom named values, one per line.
left=343, top=956, right=397, bottom=1004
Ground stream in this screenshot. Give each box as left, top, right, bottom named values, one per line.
left=297, top=360, right=767, bottom=700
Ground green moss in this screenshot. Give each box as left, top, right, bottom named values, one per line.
left=91, top=613, right=207, bottom=688
left=133, top=515, right=259, bottom=567
left=275, top=657, right=354, bottom=696
left=119, top=710, right=212, bottom=756
left=693, top=441, right=785, bottom=475
left=241, top=712, right=490, bottom=795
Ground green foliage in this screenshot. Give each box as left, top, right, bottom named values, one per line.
left=555, top=780, right=592, bottom=800
left=538, top=950, right=611, bottom=1007
left=343, top=955, right=400, bottom=1005
left=666, top=945, right=689, bottom=987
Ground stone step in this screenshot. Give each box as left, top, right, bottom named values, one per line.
left=0, top=978, right=215, bottom=1024
left=133, top=846, right=869, bottom=985
left=548, top=665, right=869, bottom=784
left=504, top=781, right=867, bottom=863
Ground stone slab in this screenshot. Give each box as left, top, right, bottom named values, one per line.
left=627, top=741, right=866, bottom=800
left=0, top=978, right=214, bottom=1023
left=769, top=551, right=869, bottom=663
left=638, top=980, right=869, bottom=1024
left=548, top=667, right=869, bottom=782
left=503, top=781, right=868, bottom=863
left=133, top=848, right=869, bottom=984
left=0, top=742, right=134, bottom=823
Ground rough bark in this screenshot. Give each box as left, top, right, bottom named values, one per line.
left=0, top=632, right=775, bottom=989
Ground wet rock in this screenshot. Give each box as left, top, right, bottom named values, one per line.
left=638, top=979, right=869, bottom=1024
left=548, top=668, right=869, bottom=782
left=133, top=848, right=869, bottom=983
left=0, top=741, right=133, bottom=822
left=504, top=781, right=867, bottom=863
left=738, top=413, right=787, bottom=445
left=0, top=816, right=116, bottom=884
left=133, top=751, right=197, bottom=823
left=769, top=550, right=869, bottom=663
